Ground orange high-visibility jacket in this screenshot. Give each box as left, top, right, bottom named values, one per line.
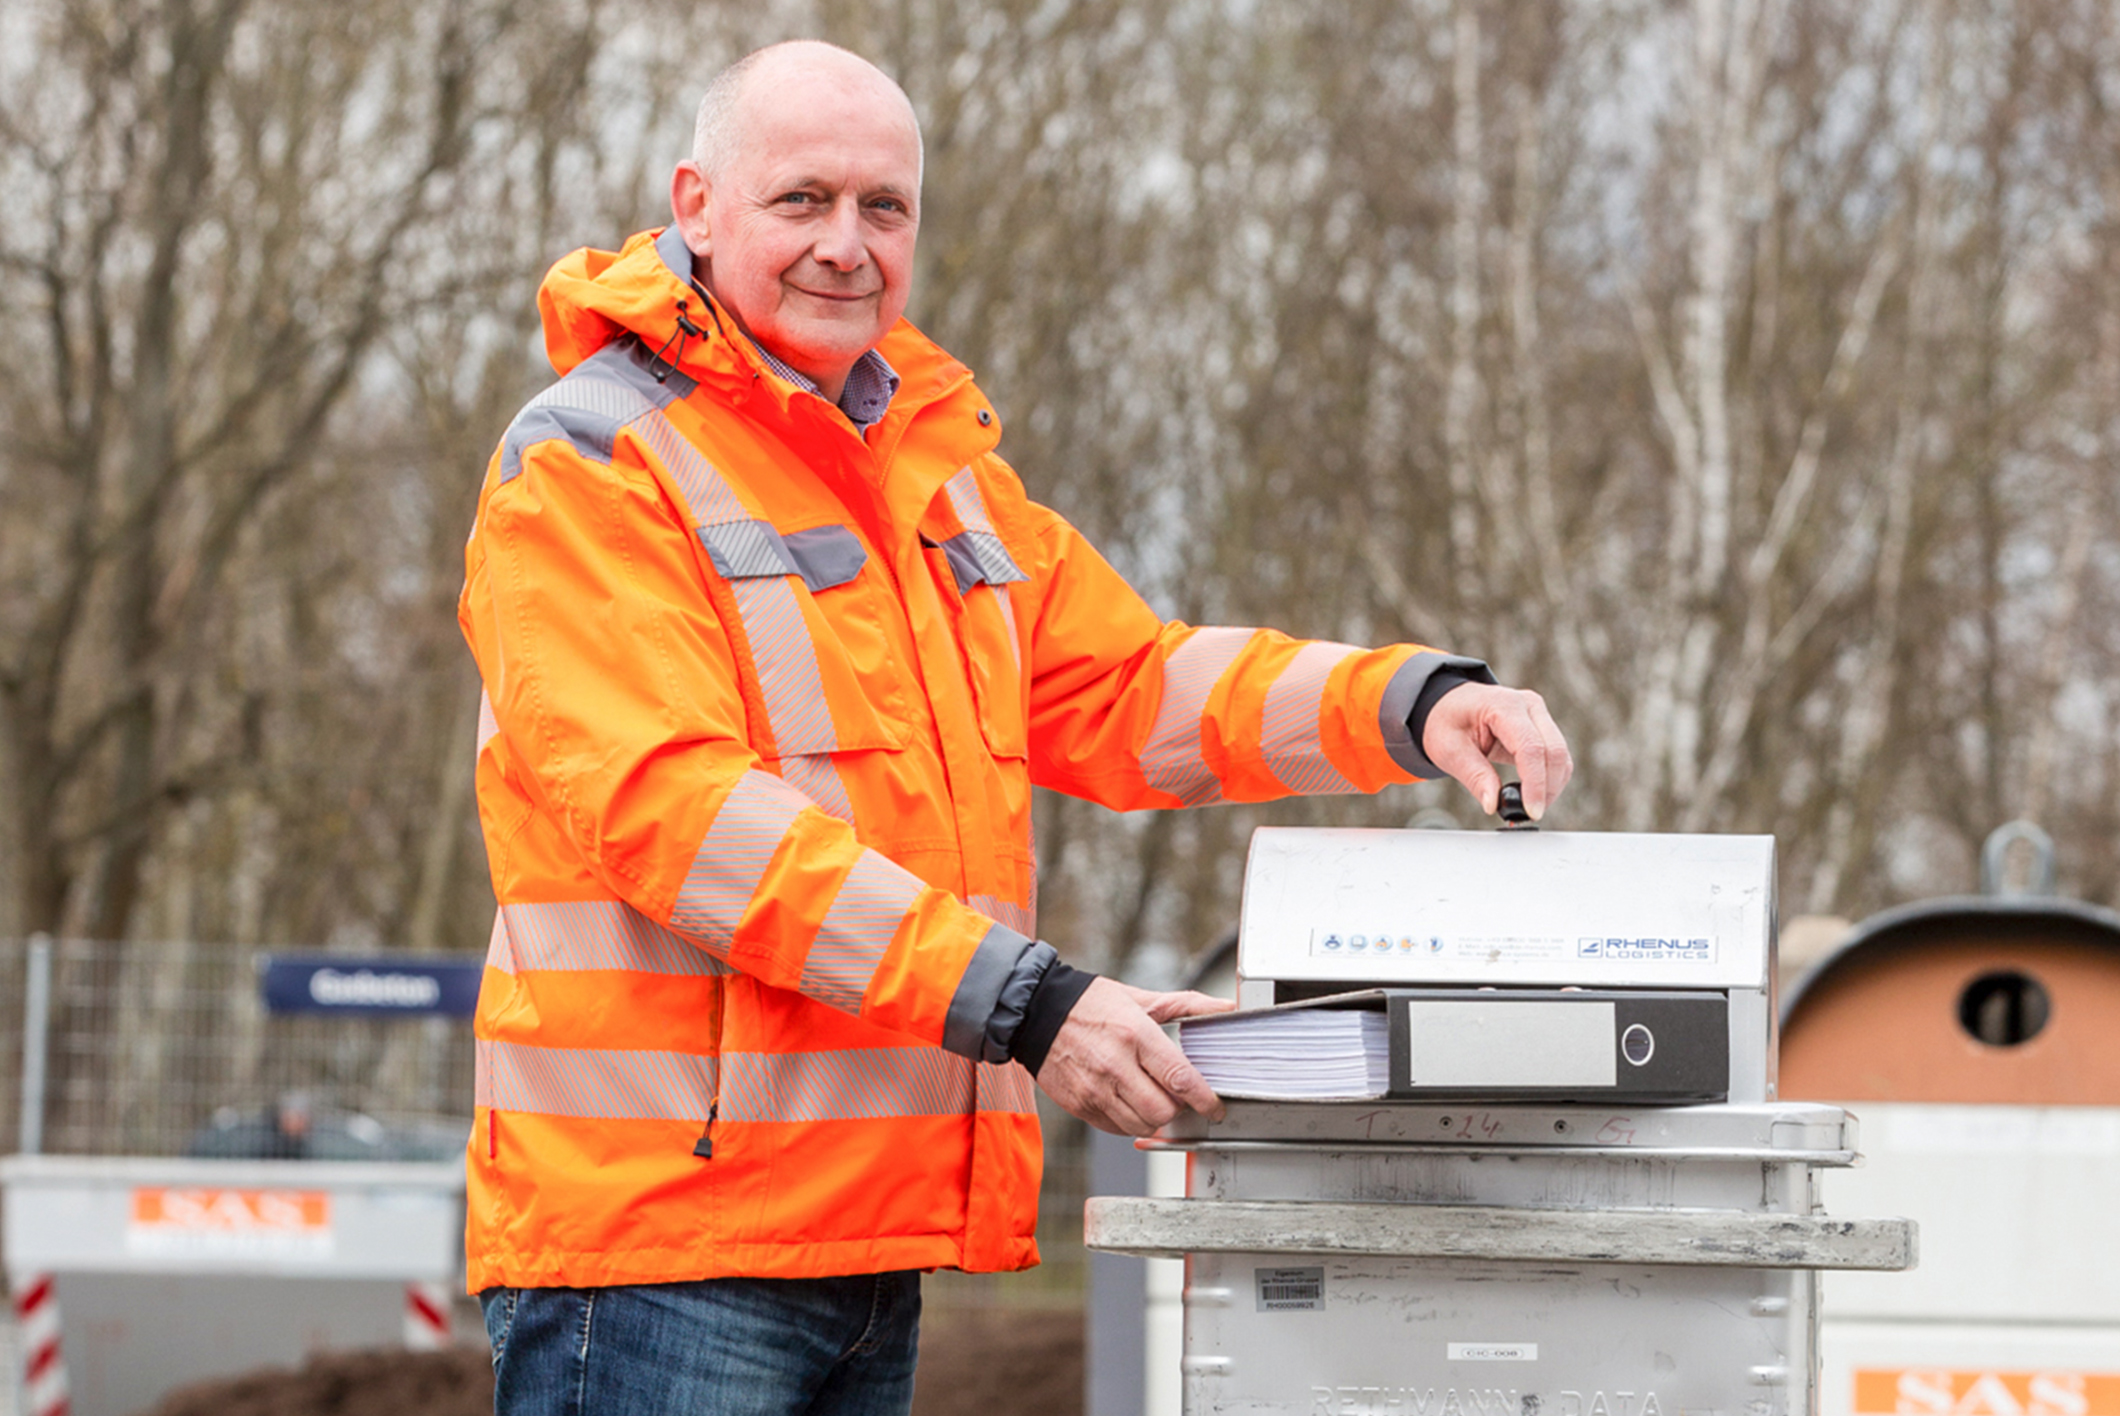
left=459, top=226, right=1486, bottom=1291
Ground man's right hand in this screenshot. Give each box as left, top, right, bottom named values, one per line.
left=1420, top=680, right=1573, bottom=820
left=1033, top=976, right=1232, bottom=1136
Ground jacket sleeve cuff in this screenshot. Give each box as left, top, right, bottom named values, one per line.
left=1008, top=959, right=1098, bottom=1076
left=941, top=923, right=1037, bottom=1059
left=1377, top=651, right=1496, bottom=778
left=941, top=931, right=1100, bottom=1071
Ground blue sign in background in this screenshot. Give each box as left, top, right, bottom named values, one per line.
left=259, top=954, right=483, bottom=1017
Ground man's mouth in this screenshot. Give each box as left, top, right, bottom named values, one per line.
left=789, top=285, right=877, bottom=303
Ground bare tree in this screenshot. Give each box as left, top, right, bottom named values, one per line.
left=4, top=0, right=2116, bottom=1006
left=0, top=0, right=505, bottom=938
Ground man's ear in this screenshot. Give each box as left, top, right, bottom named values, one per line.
left=670, top=161, right=713, bottom=259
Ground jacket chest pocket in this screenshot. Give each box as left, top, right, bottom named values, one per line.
left=927, top=529, right=1030, bottom=760
left=697, top=519, right=913, bottom=757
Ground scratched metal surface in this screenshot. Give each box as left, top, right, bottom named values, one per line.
left=1178, top=1250, right=1814, bottom=1416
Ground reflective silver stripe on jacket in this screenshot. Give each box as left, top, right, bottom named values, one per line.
left=1258, top=641, right=1364, bottom=795
left=496, top=345, right=690, bottom=485
left=478, top=1039, right=718, bottom=1120
left=1140, top=627, right=1256, bottom=806
left=975, top=1060, right=1040, bottom=1115
left=940, top=466, right=1009, bottom=542
left=967, top=893, right=1036, bottom=939
left=479, top=1040, right=1029, bottom=1123
left=630, top=402, right=745, bottom=523
left=774, top=755, right=855, bottom=821
left=486, top=901, right=733, bottom=977
left=667, top=771, right=809, bottom=952
left=725, top=577, right=840, bottom=756
left=990, top=590, right=1022, bottom=673
left=799, top=852, right=928, bottom=1015
left=719, top=1047, right=977, bottom=1123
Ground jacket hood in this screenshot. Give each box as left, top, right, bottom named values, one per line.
left=536, top=227, right=696, bottom=376
left=535, top=227, right=977, bottom=416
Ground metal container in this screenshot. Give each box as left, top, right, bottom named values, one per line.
left=1088, top=827, right=1917, bottom=1416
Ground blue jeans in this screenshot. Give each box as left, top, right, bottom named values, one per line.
left=482, top=1272, right=923, bottom=1416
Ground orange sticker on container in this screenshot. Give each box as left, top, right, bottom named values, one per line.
left=127, top=1187, right=333, bottom=1259
left=1856, top=1370, right=2120, bottom=1416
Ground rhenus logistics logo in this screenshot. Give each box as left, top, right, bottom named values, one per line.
left=1578, top=936, right=1713, bottom=961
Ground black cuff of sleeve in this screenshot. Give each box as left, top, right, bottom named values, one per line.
left=1010, top=961, right=1099, bottom=1077
left=1407, top=670, right=1477, bottom=754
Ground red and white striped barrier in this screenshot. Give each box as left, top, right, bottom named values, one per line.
left=14, top=1272, right=70, bottom=1416
left=403, top=1280, right=451, bottom=1350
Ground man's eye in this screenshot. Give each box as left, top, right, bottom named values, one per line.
left=777, top=191, right=817, bottom=205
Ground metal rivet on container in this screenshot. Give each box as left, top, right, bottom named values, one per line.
left=977, top=408, right=993, bottom=426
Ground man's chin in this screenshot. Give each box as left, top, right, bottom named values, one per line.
left=766, top=324, right=888, bottom=375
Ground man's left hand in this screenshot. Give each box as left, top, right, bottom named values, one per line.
left=1031, top=979, right=1234, bottom=1137
left=1421, top=682, right=1573, bottom=821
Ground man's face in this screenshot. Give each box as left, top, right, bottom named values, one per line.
left=678, top=64, right=921, bottom=395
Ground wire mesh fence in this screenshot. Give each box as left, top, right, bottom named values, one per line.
left=0, top=936, right=1090, bottom=1303
left=13, top=937, right=475, bottom=1162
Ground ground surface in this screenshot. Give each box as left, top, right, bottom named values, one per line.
left=137, top=1348, right=494, bottom=1416
left=910, top=1305, right=1085, bottom=1416
left=131, top=1306, right=1085, bottom=1416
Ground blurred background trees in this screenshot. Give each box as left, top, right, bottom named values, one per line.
left=2, top=0, right=2116, bottom=982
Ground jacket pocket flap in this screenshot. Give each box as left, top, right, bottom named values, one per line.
left=780, top=525, right=869, bottom=592
left=699, top=520, right=869, bottom=593
left=939, top=529, right=1028, bottom=593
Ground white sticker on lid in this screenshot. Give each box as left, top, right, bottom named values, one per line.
left=1449, top=1343, right=1539, bottom=1362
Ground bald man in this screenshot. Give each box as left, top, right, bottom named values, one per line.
left=463, top=39, right=1571, bottom=1414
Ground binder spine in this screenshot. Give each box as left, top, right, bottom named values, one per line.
left=1383, top=989, right=1729, bottom=1104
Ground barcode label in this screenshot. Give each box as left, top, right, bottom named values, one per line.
left=1255, top=1265, right=1326, bottom=1311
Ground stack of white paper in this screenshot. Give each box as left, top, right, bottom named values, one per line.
left=1179, top=1008, right=1390, bottom=1100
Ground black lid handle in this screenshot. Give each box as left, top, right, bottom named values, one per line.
left=1497, top=782, right=1536, bottom=831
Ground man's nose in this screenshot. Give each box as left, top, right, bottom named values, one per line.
left=810, top=200, right=867, bottom=271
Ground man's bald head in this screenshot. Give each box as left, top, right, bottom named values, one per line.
left=692, top=40, right=923, bottom=185
left=668, top=39, right=924, bottom=401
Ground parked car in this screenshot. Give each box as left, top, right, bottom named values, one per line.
left=184, top=1092, right=468, bottom=1162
